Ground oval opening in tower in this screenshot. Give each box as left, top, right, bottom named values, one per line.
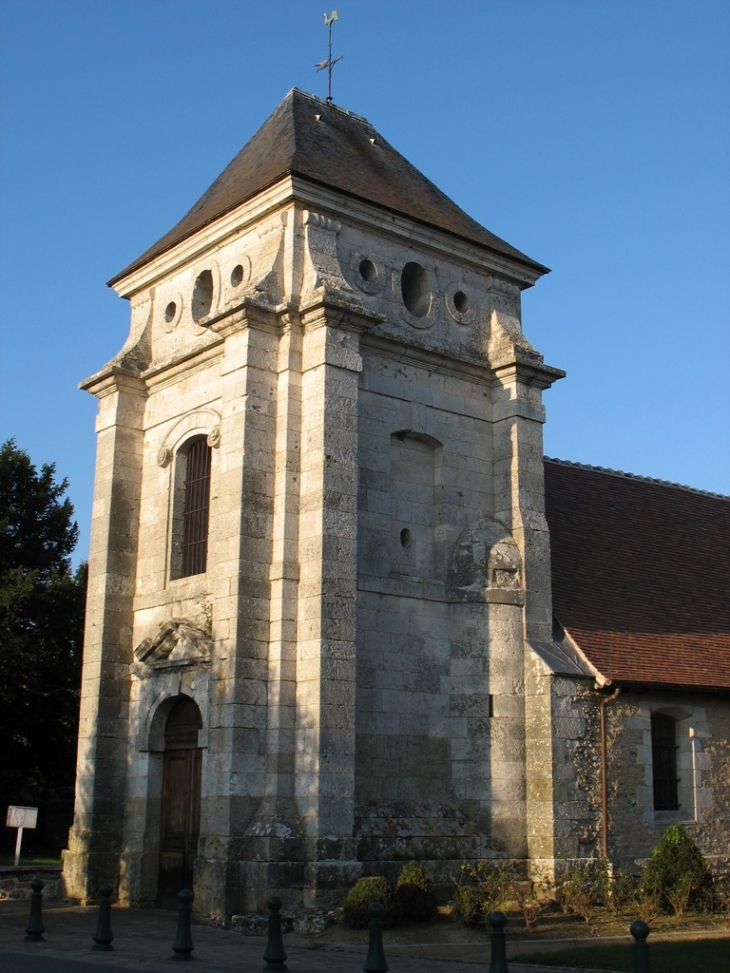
left=400, top=528, right=412, bottom=548
left=453, top=290, right=469, bottom=314
left=230, top=264, right=244, bottom=288
left=359, top=258, right=377, bottom=283
left=401, top=262, right=430, bottom=318
left=164, top=301, right=177, bottom=323
left=192, top=270, right=213, bottom=323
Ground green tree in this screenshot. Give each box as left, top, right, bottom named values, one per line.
left=0, top=440, right=86, bottom=809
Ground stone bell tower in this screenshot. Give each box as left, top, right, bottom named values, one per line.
left=63, top=89, right=563, bottom=915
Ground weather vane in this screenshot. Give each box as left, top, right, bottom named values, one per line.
left=316, top=10, right=344, bottom=104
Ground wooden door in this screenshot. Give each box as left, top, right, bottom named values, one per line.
left=158, top=697, right=202, bottom=908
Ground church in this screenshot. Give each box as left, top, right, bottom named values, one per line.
left=62, top=89, right=730, bottom=915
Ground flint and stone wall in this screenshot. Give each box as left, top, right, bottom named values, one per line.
left=606, top=691, right=730, bottom=876
left=526, top=678, right=730, bottom=881
left=0, top=868, right=63, bottom=901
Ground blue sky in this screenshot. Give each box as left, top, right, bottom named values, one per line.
left=1, top=0, right=728, bottom=563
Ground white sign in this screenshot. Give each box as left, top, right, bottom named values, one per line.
left=6, top=806, right=38, bottom=829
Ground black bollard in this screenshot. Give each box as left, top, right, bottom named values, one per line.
left=171, top=889, right=195, bottom=961
left=24, top=877, right=45, bottom=943
left=487, top=911, right=509, bottom=973
left=92, top=883, right=115, bottom=950
left=363, top=902, right=388, bottom=973
left=262, top=896, right=288, bottom=971
left=630, top=919, right=651, bottom=973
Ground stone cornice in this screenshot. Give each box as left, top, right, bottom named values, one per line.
left=208, top=298, right=280, bottom=338
left=358, top=574, right=524, bottom=605
left=289, top=179, right=546, bottom=290
left=110, top=182, right=293, bottom=299
left=299, top=296, right=385, bottom=335
left=491, top=357, right=565, bottom=391
left=142, top=340, right=224, bottom=392
left=361, top=333, right=491, bottom=385
left=79, top=366, right=148, bottom=399
left=110, top=169, right=547, bottom=301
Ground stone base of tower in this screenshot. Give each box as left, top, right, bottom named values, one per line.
left=193, top=837, right=361, bottom=916
left=239, top=856, right=361, bottom=913
left=192, top=858, right=246, bottom=917
left=299, top=838, right=362, bottom=911
left=61, top=830, right=123, bottom=905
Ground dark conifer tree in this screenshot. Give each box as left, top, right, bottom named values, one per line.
left=0, top=440, right=86, bottom=827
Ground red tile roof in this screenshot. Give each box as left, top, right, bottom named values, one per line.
left=111, top=89, right=547, bottom=285
left=544, top=459, right=730, bottom=692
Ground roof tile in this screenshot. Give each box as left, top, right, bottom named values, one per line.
left=544, top=459, right=730, bottom=691
left=111, top=89, right=547, bottom=284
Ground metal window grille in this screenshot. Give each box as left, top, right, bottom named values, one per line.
left=651, top=713, right=679, bottom=811
left=180, top=438, right=211, bottom=578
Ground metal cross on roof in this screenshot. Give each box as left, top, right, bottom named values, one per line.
left=315, top=10, right=344, bottom=104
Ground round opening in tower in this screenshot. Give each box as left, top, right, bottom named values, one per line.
left=164, top=301, right=177, bottom=323
left=230, top=264, right=244, bottom=288
left=192, top=270, right=214, bottom=323
left=453, top=290, right=469, bottom=314
left=400, top=262, right=430, bottom=318
left=359, top=258, right=377, bottom=282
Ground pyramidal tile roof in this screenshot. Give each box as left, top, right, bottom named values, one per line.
left=544, top=458, right=730, bottom=692
left=111, top=88, right=547, bottom=284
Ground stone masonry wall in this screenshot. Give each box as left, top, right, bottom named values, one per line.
left=605, top=689, right=730, bottom=876
left=0, top=868, right=62, bottom=901
left=354, top=346, right=530, bottom=880
left=541, top=680, right=730, bottom=879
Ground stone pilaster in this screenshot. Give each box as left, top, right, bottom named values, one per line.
left=491, top=354, right=563, bottom=883
left=63, top=369, right=147, bottom=903
left=193, top=305, right=280, bottom=916
left=296, top=303, right=368, bottom=906
left=238, top=313, right=308, bottom=909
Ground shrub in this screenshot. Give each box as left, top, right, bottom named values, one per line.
left=607, top=868, right=640, bottom=917
left=556, top=859, right=609, bottom=923
left=452, top=883, right=484, bottom=926
left=603, top=866, right=663, bottom=922
left=508, top=880, right=545, bottom=930
left=395, top=860, right=437, bottom=922
left=716, top=877, right=730, bottom=920
left=642, top=825, right=714, bottom=914
left=452, top=860, right=509, bottom=926
left=342, top=875, right=400, bottom=929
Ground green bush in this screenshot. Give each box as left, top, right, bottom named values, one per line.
left=452, top=860, right=509, bottom=926
left=607, top=868, right=642, bottom=917
left=395, top=860, right=437, bottom=922
left=507, top=879, right=545, bottom=930
left=342, top=875, right=400, bottom=928
left=642, top=825, right=714, bottom=914
left=452, top=884, right=483, bottom=926
left=555, top=859, right=609, bottom=923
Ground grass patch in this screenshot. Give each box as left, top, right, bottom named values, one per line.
left=518, top=937, right=730, bottom=972
left=0, top=855, right=61, bottom=867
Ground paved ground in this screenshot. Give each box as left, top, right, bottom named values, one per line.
left=0, top=898, right=610, bottom=973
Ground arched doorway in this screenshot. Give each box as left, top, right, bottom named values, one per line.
left=158, top=695, right=202, bottom=907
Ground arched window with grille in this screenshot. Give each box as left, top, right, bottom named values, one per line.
left=651, top=712, right=679, bottom=812
left=170, top=436, right=212, bottom=579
